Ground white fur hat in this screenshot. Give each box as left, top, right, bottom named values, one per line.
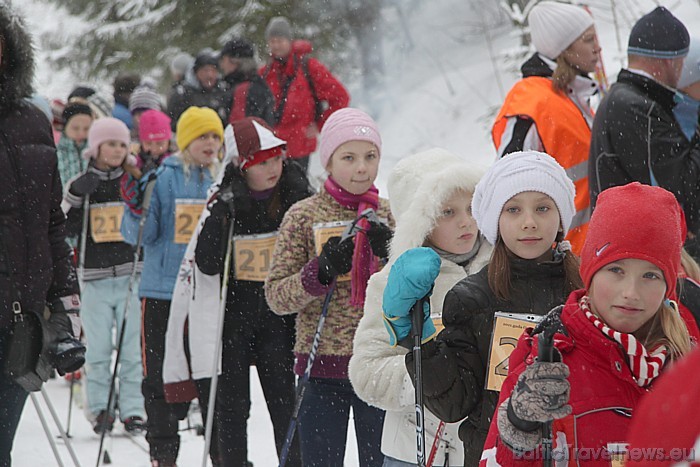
left=528, top=1, right=594, bottom=60
left=387, top=148, right=487, bottom=259
left=471, top=151, right=575, bottom=245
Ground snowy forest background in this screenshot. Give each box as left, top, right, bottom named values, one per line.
left=13, top=0, right=700, bottom=188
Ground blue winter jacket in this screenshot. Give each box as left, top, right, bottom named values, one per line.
left=112, top=102, right=133, bottom=130
left=138, top=155, right=215, bottom=300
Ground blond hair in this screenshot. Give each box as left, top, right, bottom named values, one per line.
left=681, top=248, right=700, bottom=282
left=638, top=300, right=691, bottom=362
left=178, top=149, right=220, bottom=181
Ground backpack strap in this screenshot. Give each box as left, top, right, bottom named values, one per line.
left=300, top=56, right=323, bottom=122
left=228, top=82, right=251, bottom=124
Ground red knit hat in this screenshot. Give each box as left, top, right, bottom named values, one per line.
left=224, top=117, right=286, bottom=169
left=580, top=182, right=683, bottom=299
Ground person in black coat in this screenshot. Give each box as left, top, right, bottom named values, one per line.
left=166, top=50, right=230, bottom=131
left=589, top=7, right=700, bottom=258
left=195, top=118, right=312, bottom=467
left=219, top=38, right=276, bottom=126
left=0, top=3, right=84, bottom=463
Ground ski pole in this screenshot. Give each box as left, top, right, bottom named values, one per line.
left=95, top=178, right=157, bottom=467
left=427, top=420, right=446, bottom=467
left=201, top=217, right=236, bottom=467
left=31, top=393, right=66, bottom=467
left=41, top=387, right=82, bottom=467
left=65, top=195, right=89, bottom=437
left=537, top=305, right=566, bottom=467
left=278, top=280, right=335, bottom=467
left=278, top=213, right=370, bottom=467
left=412, top=297, right=427, bottom=467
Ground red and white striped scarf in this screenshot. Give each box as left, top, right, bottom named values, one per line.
left=579, top=296, right=667, bottom=387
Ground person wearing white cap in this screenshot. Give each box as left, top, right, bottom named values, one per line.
left=382, top=151, right=582, bottom=466
left=674, top=37, right=700, bottom=141
left=493, top=0, right=600, bottom=256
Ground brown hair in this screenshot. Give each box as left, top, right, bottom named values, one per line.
left=681, top=247, right=700, bottom=282
left=552, top=55, right=578, bottom=92
left=487, top=233, right=583, bottom=301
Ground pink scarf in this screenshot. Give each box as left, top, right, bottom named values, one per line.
left=579, top=296, right=667, bottom=387
left=324, top=177, right=379, bottom=307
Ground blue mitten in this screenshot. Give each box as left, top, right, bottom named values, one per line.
left=382, top=247, right=441, bottom=346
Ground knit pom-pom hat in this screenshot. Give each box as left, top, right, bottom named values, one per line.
left=471, top=151, right=575, bottom=245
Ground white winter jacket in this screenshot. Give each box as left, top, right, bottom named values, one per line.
left=349, top=148, right=492, bottom=465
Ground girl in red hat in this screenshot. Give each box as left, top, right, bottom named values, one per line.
left=481, top=182, right=692, bottom=466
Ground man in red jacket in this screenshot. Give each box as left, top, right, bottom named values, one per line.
left=260, top=16, right=350, bottom=172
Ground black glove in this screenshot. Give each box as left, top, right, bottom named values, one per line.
left=69, top=172, right=101, bottom=197
left=209, top=185, right=235, bottom=221
left=317, top=236, right=355, bottom=285
left=366, top=220, right=392, bottom=259
left=45, top=296, right=86, bottom=376
left=497, top=362, right=571, bottom=452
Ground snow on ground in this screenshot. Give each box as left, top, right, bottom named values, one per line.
left=9, top=0, right=700, bottom=465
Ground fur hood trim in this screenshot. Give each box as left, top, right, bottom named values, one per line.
left=387, top=148, right=489, bottom=260
left=0, top=3, right=35, bottom=110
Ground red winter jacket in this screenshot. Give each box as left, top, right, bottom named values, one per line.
left=481, top=290, right=656, bottom=467
left=260, top=40, right=349, bottom=159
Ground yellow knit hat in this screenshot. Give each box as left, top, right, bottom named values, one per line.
left=176, top=106, right=224, bottom=150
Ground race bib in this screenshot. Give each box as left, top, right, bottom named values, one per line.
left=90, top=202, right=125, bottom=243
left=313, top=221, right=351, bottom=282
left=607, top=443, right=628, bottom=467
left=174, top=199, right=206, bottom=244
left=485, top=312, right=543, bottom=392
left=233, top=232, right=278, bottom=282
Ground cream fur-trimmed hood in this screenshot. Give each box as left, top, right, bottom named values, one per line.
left=387, top=148, right=489, bottom=261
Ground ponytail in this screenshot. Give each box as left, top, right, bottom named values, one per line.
left=640, top=301, right=691, bottom=362
left=552, top=56, right=578, bottom=92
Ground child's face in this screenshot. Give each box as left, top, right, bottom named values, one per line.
left=589, top=258, right=667, bottom=334
left=142, top=139, right=169, bottom=158
left=187, top=132, right=222, bottom=167
left=427, top=190, right=478, bottom=255
left=97, top=140, right=128, bottom=169
left=244, top=155, right=284, bottom=192
left=326, top=140, right=379, bottom=195
left=64, top=114, right=92, bottom=145
left=498, top=191, right=560, bottom=260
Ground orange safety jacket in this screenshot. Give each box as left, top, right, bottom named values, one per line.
left=493, top=76, right=592, bottom=255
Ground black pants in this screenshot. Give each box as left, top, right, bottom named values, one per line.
left=0, top=328, right=29, bottom=467
left=216, top=303, right=301, bottom=466
left=142, top=298, right=187, bottom=463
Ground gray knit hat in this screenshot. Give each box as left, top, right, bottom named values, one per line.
left=265, top=16, right=292, bottom=40
left=128, top=85, right=163, bottom=113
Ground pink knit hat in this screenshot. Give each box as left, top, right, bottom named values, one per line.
left=318, top=108, right=381, bottom=169
left=83, top=117, right=131, bottom=159
left=139, top=109, right=172, bottom=142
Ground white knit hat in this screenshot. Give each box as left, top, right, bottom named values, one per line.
left=528, top=1, right=594, bottom=60
left=471, top=151, right=576, bottom=245
left=678, top=37, right=700, bottom=89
